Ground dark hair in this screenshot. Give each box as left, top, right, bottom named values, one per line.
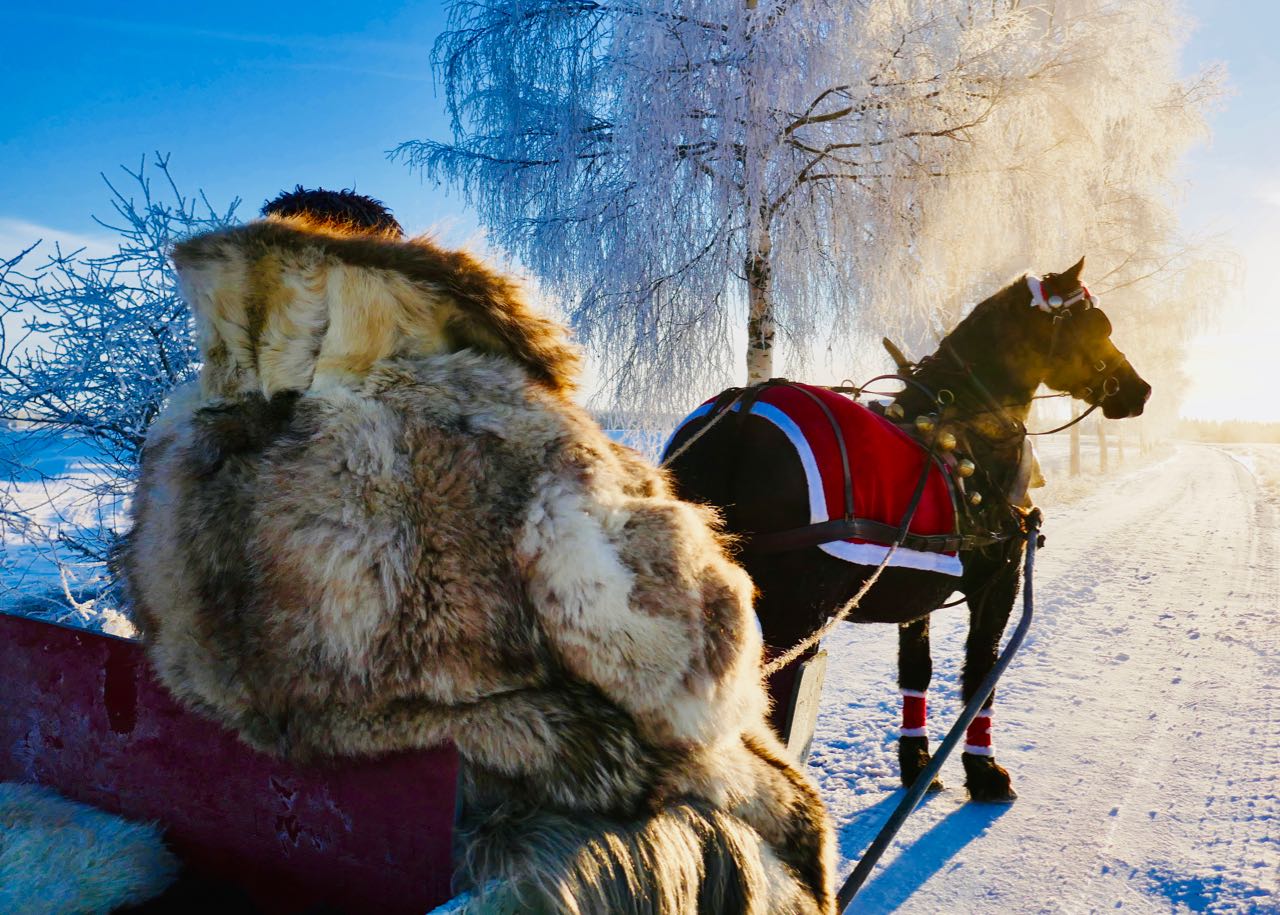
left=261, top=186, right=404, bottom=238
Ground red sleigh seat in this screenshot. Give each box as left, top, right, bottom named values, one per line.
left=0, top=611, right=458, bottom=914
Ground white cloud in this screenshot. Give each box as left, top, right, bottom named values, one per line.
left=0, top=218, right=116, bottom=263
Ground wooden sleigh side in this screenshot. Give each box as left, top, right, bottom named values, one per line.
left=0, top=611, right=459, bottom=914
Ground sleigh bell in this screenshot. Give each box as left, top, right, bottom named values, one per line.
left=914, top=413, right=937, bottom=434
left=957, top=458, right=976, bottom=478
left=885, top=402, right=905, bottom=420
left=968, top=491, right=983, bottom=507
left=936, top=431, right=957, bottom=452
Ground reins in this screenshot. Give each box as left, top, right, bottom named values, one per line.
left=1026, top=402, right=1099, bottom=435
left=658, top=390, right=747, bottom=469
left=761, top=431, right=940, bottom=676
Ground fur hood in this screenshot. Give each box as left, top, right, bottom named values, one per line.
left=172, top=215, right=581, bottom=399
left=124, top=217, right=834, bottom=913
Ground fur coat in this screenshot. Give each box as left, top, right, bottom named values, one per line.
left=120, top=214, right=835, bottom=914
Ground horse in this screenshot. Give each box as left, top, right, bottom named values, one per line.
left=662, top=259, right=1151, bottom=802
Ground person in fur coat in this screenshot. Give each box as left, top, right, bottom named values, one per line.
left=119, top=189, right=835, bottom=914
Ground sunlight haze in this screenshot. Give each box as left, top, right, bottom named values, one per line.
left=1, top=0, right=1276, bottom=420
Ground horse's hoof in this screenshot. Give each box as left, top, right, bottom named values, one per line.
left=962, top=752, right=1016, bottom=803
left=897, top=736, right=942, bottom=791
left=967, top=783, right=1017, bottom=804
left=906, top=772, right=947, bottom=793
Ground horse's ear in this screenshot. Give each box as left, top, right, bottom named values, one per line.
left=1062, top=257, right=1086, bottom=283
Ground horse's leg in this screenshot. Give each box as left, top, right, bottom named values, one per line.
left=897, top=616, right=943, bottom=791
left=960, top=555, right=1022, bottom=803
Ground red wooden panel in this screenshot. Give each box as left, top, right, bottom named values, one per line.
left=0, top=612, right=458, bottom=914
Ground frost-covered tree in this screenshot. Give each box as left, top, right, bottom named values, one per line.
left=0, top=156, right=237, bottom=622
left=403, top=0, right=1220, bottom=414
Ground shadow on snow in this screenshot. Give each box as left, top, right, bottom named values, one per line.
left=838, top=791, right=1012, bottom=913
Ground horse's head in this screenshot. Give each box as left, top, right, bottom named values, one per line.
left=1023, top=258, right=1151, bottom=419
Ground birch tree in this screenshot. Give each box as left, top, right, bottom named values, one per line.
left=405, top=0, right=1218, bottom=415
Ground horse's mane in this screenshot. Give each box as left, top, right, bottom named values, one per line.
left=931, top=274, right=1031, bottom=359
left=901, top=274, right=1033, bottom=395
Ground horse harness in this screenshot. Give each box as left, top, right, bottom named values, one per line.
left=672, top=276, right=1125, bottom=562
left=686, top=378, right=1017, bottom=559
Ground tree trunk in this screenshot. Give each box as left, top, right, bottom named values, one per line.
left=1117, top=424, right=1125, bottom=464
left=1069, top=404, right=1081, bottom=477
left=745, top=247, right=775, bottom=384
left=743, top=0, right=769, bottom=384
left=1097, top=416, right=1109, bottom=473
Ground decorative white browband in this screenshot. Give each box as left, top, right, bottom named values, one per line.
left=1026, top=275, right=1095, bottom=312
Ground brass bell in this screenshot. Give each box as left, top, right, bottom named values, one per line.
left=969, top=491, right=983, bottom=507
left=885, top=402, right=905, bottom=420
left=936, top=431, right=957, bottom=451
left=914, top=413, right=937, bottom=434
left=957, top=458, right=976, bottom=478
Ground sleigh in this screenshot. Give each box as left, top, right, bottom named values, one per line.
left=0, top=610, right=460, bottom=914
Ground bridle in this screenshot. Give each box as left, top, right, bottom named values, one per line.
left=928, top=275, right=1131, bottom=440
left=1029, top=274, right=1130, bottom=409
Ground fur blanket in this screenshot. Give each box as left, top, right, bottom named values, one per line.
left=0, top=783, right=177, bottom=914
left=120, top=212, right=835, bottom=913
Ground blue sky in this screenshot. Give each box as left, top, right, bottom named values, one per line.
left=0, top=3, right=468, bottom=244
left=1, top=1, right=1276, bottom=418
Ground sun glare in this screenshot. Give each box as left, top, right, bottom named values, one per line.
left=1180, top=231, right=1280, bottom=423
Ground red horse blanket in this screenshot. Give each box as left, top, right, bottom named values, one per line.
left=666, top=383, right=962, bottom=576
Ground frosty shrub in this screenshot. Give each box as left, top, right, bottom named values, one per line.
left=0, top=156, right=238, bottom=627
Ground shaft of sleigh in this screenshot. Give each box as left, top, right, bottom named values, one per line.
left=836, top=508, right=1042, bottom=912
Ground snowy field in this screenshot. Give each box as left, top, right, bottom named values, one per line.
left=0, top=430, right=132, bottom=635
left=817, top=442, right=1279, bottom=914
left=2, top=432, right=1276, bottom=912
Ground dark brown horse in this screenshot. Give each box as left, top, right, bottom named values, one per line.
left=663, top=259, right=1151, bottom=802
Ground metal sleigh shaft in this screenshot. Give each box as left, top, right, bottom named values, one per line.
left=836, top=508, right=1043, bottom=912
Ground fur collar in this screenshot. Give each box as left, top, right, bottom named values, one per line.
left=172, top=216, right=581, bottom=399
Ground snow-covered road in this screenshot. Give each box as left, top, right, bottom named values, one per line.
left=813, top=443, right=1279, bottom=914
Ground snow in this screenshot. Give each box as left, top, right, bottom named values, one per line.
left=0, top=430, right=129, bottom=634
left=816, top=443, right=1279, bottom=913
left=3, top=431, right=1275, bottom=911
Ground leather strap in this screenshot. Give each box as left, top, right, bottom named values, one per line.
left=697, top=378, right=1010, bottom=557
left=746, top=517, right=1001, bottom=555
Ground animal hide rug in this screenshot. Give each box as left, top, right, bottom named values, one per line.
left=120, top=213, right=835, bottom=914
left=0, top=782, right=178, bottom=914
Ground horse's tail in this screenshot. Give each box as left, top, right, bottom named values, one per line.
left=455, top=797, right=827, bottom=915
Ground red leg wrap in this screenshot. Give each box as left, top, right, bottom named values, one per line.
left=900, top=689, right=927, bottom=737
left=964, top=710, right=994, bottom=756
